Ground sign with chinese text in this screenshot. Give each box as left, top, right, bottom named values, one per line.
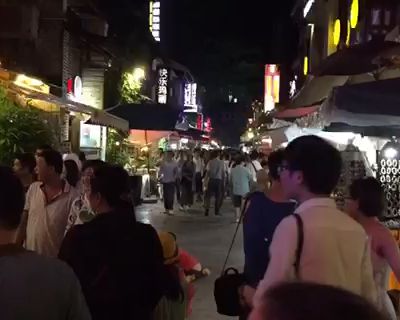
left=184, top=82, right=197, bottom=111
left=157, top=67, right=169, bottom=104
left=149, top=1, right=161, bottom=42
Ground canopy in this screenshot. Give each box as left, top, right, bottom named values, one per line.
left=107, top=103, right=181, bottom=131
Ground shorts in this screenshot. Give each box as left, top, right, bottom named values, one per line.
left=233, top=195, right=243, bottom=208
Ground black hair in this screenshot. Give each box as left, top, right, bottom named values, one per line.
left=350, top=177, right=385, bottom=218
left=78, top=151, right=86, bottom=163
left=90, top=165, right=131, bottom=208
left=268, top=149, right=285, bottom=181
left=64, top=160, right=80, bottom=188
left=81, top=160, right=106, bottom=173
left=261, top=282, right=386, bottom=320
left=36, top=144, right=53, bottom=154
left=250, top=150, right=259, bottom=161
left=210, top=150, right=219, bottom=159
left=285, top=135, right=342, bottom=195
left=15, top=153, right=36, bottom=174
left=233, top=155, right=244, bottom=167
left=38, top=149, right=64, bottom=175
left=0, top=166, right=25, bottom=230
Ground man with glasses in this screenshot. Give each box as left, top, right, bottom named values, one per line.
left=253, top=135, right=377, bottom=307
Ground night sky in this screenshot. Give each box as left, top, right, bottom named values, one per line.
left=96, top=0, right=297, bottom=102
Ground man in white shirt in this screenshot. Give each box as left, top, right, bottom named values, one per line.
left=159, top=151, right=178, bottom=215
left=193, top=150, right=205, bottom=202
left=252, top=135, right=377, bottom=307
left=18, top=150, right=79, bottom=257
left=248, top=150, right=262, bottom=182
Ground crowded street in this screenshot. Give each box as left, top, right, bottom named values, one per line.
left=2, top=0, right=400, bottom=320
left=136, top=200, right=243, bottom=320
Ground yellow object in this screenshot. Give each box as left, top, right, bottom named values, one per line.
left=14, top=74, right=50, bottom=94
left=350, top=0, right=359, bottom=29
left=303, top=56, right=309, bottom=75
left=389, top=230, right=400, bottom=290
left=346, top=20, right=351, bottom=46
left=158, top=232, right=179, bottom=265
left=333, top=19, right=341, bottom=46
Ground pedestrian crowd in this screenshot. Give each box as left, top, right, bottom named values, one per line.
left=1, top=135, right=400, bottom=320
left=2, top=145, right=207, bottom=320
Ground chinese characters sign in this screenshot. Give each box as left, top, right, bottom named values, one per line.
left=157, top=68, right=168, bottom=104
left=184, top=83, right=197, bottom=111
left=149, top=1, right=161, bottom=42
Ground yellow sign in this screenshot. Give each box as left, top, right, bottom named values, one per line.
left=333, top=19, right=341, bottom=46
left=350, top=0, right=359, bottom=29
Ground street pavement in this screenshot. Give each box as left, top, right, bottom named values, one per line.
left=136, top=198, right=244, bottom=320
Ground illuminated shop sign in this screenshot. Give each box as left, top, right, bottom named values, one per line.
left=157, top=67, right=169, bottom=104
left=184, top=83, right=197, bottom=111
left=149, top=1, right=161, bottom=42
left=66, top=76, right=83, bottom=102
left=264, top=64, right=280, bottom=112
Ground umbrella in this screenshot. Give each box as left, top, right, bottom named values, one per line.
left=313, top=40, right=400, bottom=76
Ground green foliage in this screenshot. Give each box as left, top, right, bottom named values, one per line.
left=105, top=128, right=130, bottom=166
left=120, top=71, right=143, bottom=104
left=0, top=88, right=56, bottom=165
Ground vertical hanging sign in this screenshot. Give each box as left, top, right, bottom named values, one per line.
left=157, top=67, right=169, bottom=104
left=149, top=1, right=161, bottom=42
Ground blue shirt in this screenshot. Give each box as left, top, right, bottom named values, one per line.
left=243, top=192, right=295, bottom=288
left=230, top=165, right=252, bottom=196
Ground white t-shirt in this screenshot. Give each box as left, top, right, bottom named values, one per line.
left=24, top=182, right=79, bottom=257
left=248, top=160, right=262, bottom=182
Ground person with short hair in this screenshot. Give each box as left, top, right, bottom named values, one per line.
left=204, top=150, right=225, bottom=216
left=249, top=282, right=386, bottom=320
left=59, top=165, right=164, bottom=320
left=159, top=151, right=178, bottom=215
left=63, top=160, right=80, bottom=188
left=346, top=177, right=400, bottom=320
left=230, top=155, right=252, bottom=222
left=0, top=166, right=90, bottom=320
left=253, top=136, right=377, bottom=307
left=17, top=149, right=79, bottom=257
left=13, top=153, right=36, bottom=192
left=248, top=150, right=262, bottom=183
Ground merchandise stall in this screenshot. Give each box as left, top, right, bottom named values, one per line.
left=275, top=77, right=400, bottom=289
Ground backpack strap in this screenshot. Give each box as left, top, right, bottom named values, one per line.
left=293, top=213, right=304, bottom=280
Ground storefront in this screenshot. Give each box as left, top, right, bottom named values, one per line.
left=0, top=68, right=128, bottom=159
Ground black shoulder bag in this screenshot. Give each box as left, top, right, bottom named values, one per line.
left=214, top=197, right=249, bottom=316
left=293, top=213, right=304, bottom=279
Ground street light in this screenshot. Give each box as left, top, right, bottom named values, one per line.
left=133, top=67, right=145, bottom=81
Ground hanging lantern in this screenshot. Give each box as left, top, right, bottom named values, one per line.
left=333, top=19, right=341, bottom=46
left=350, top=0, right=359, bottom=29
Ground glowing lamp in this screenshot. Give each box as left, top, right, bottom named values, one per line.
left=350, top=0, right=359, bottom=29
left=333, top=19, right=341, bottom=46
left=384, top=147, right=398, bottom=159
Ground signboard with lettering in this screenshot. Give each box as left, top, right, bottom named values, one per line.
left=157, top=67, right=169, bottom=104
left=184, top=82, right=197, bottom=111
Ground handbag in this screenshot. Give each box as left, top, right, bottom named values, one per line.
left=214, top=198, right=249, bottom=316
left=214, top=210, right=304, bottom=316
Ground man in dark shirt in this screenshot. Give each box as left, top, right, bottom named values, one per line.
left=241, top=150, right=295, bottom=309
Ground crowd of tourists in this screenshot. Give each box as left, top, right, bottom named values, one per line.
left=3, top=145, right=209, bottom=320
left=1, top=135, right=400, bottom=320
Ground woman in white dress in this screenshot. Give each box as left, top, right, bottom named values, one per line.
left=346, top=177, right=400, bottom=320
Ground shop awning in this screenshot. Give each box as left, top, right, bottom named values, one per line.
left=274, top=105, right=320, bottom=119
left=107, top=103, right=182, bottom=131
left=25, top=92, right=129, bottom=131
